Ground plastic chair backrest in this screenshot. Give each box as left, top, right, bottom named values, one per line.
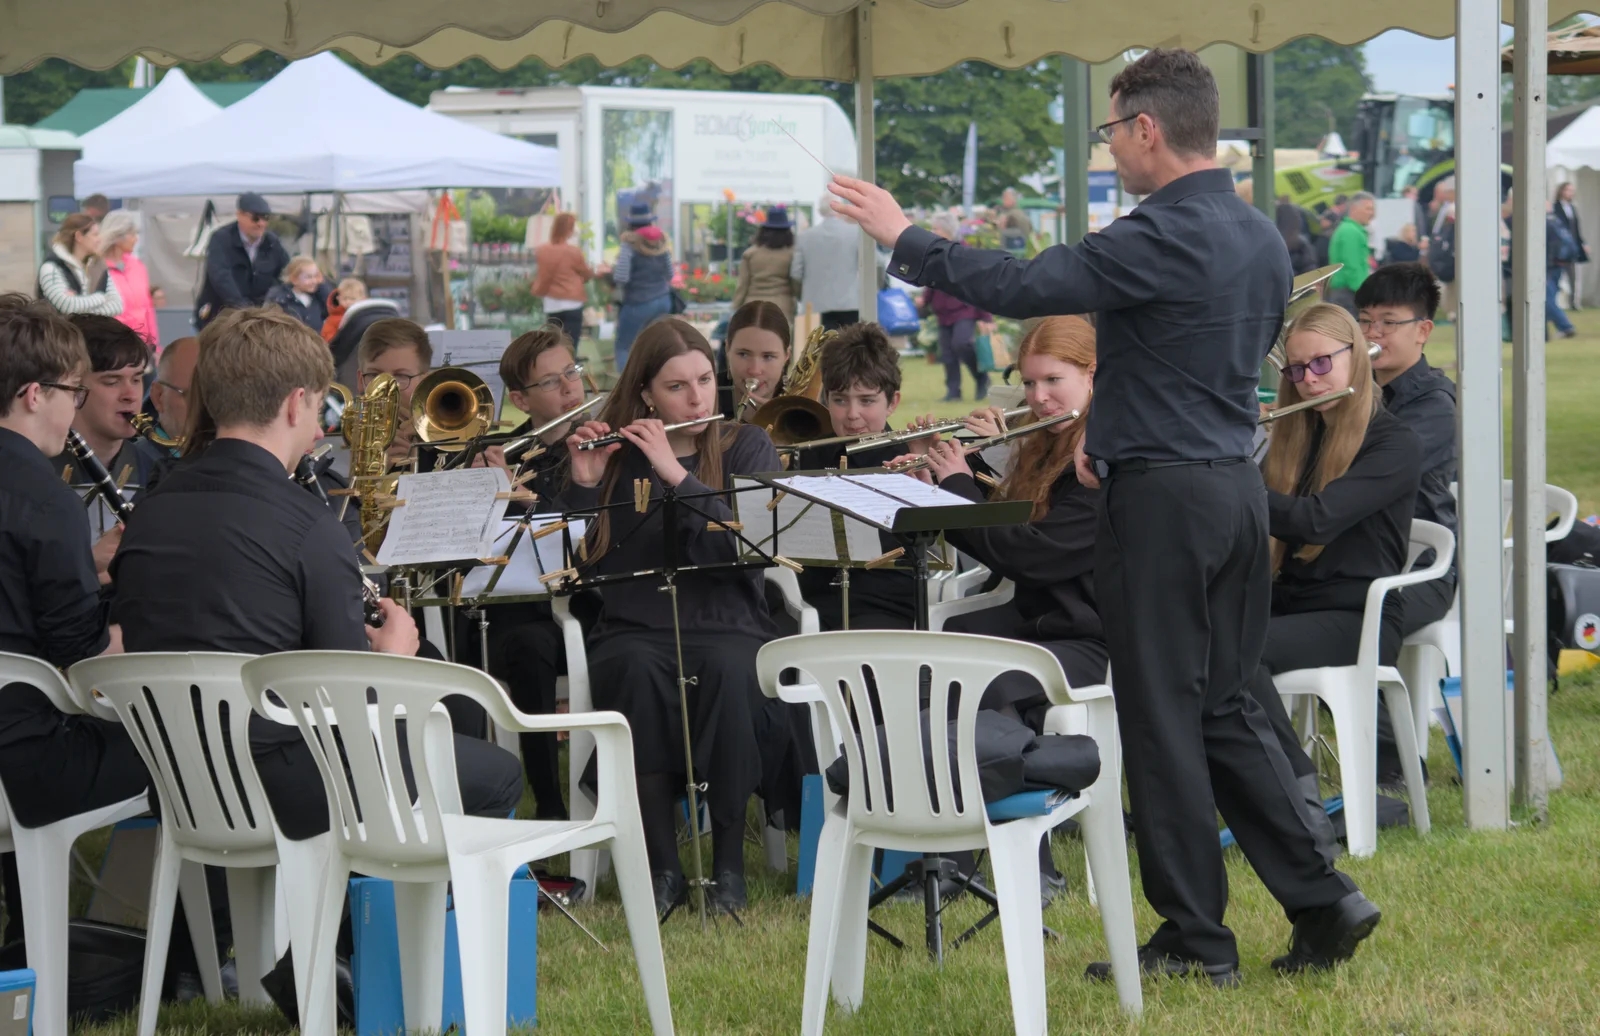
left=0, top=651, right=85, bottom=715
left=756, top=632, right=1069, bottom=840
left=239, top=651, right=502, bottom=867
left=68, top=653, right=274, bottom=854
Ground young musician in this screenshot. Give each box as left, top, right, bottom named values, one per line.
left=51, top=314, right=158, bottom=511
left=561, top=318, right=783, bottom=915
left=467, top=327, right=600, bottom=819
left=1356, top=263, right=1457, bottom=787
left=356, top=317, right=433, bottom=469
left=916, top=316, right=1103, bottom=902
left=794, top=322, right=918, bottom=630
left=721, top=300, right=792, bottom=419
left=1247, top=302, right=1422, bottom=857
left=111, top=308, right=522, bottom=846
left=0, top=296, right=149, bottom=943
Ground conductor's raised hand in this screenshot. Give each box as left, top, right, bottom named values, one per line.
left=366, top=600, right=419, bottom=656
left=568, top=420, right=617, bottom=487
left=619, top=419, right=690, bottom=487
left=828, top=175, right=913, bottom=249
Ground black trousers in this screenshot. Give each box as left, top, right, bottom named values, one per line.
left=546, top=306, right=584, bottom=344
left=1245, top=607, right=1405, bottom=780
left=820, top=310, right=859, bottom=332
left=1097, top=461, right=1355, bottom=965
left=253, top=725, right=524, bottom=842
left=938, top=319, right=989, bottom=400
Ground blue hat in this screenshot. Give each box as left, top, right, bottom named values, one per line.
left=762, top=205, right=792, bottom=229
left=626, top=201, right=657, bottom=227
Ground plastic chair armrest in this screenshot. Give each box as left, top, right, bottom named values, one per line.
left=927, top=580, right=1015, bottom=631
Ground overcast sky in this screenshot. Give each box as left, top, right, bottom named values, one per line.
left=1361, top=27, right=1519, bottom=96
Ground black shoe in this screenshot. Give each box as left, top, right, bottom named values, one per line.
left=1085, top=944, right=1241, bottom=989
left=653, top=870, right=687, bottom=915
left=1271, top=891, right=1381, bottom=974
left=941, top=393, right=962, bottom=402
left=710, top=870, right=747, bottom=914
left=1040, top=872, right=1067, bottom=908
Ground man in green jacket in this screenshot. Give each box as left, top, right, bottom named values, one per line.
left=1327, top=192, right=1376, bottom=315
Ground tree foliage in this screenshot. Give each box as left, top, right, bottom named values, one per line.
left=1272, top=39, right=1373, bottom=149
left=1, top=59, right=136, bottom=125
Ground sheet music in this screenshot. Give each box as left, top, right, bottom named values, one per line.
left=733, top=479, right=839, bottom=561
left=773, top=475, right=905, bottom=528
left=460, top=514, right=587, bottom=598
left=839, top=473, right=977, bottom=510
left=376, top=467, right=511, bottom=566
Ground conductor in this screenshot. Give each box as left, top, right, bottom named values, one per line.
left=830, top=48, right=1379, bottom=984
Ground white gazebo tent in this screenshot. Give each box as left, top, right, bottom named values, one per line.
left=75, top=67, right=221, bottom=167
left=0, top=0, right=1559, bottom=826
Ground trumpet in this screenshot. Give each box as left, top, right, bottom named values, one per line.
left=412, top=367, right=497, bottom=451
left=843, top=406, right=1032, bottom=455
left=128, top=412, right=183, bottom=451
left=575, top=414, right=725, bottom=451
left=1260, top=386, right=1356, bottom=422
left=886, top=409, right=1082, bottom=473
left=738, top=378, right=760, bottom=413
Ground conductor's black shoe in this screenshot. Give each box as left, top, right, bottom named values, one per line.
left=1085, top=945, right=1241, bottom=989
left=652, top=870, right=687, bottom=915
left=711, top=870, right=747, bottom=913
left=1271, top=891, right=1381, bottom=974
left=1040, top=872, right=1068, bottom=908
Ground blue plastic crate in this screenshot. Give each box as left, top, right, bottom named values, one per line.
left=0, top=969, right=35, bottom=1036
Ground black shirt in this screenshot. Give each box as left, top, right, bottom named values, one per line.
left=1380, top=355, right=1458, bottom=544
left=1269, top=408, right=1422, bottom=615
left=0, top=427, right=110, bottom=746
left=111, top=438, right=368, bottom=745
left=556, top=423, right=781, bottom=642
left=890, top=168, right=1289, bottom=464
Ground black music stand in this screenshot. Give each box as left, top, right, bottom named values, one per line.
left=744, top=472, right=1038, bottom=961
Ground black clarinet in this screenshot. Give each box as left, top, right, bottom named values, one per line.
left=64, top=430, right=134, bottom=523
left=293, top=446, right=387, bottom=628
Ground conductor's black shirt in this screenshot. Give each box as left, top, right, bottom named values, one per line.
left=111, top=437, right=368, bottom=745
left=890, top=168, right=1290, bottom=463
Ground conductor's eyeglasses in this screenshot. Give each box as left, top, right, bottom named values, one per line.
left=528, top=365, right=585, bottom=393
left=1095, top=113, right=1143, bottom=144
left=1283, top=344, right=1352, bottom=384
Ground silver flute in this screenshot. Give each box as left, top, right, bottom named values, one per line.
left=887, top=409, right=1082, bottom=472
left=502, top=394, right=608, bottom=462
left=843, top=406, right=1033, bottom=455
left=575, top=414, right=725, bottom=451
left=1260, top=386, right=1356, bottom=422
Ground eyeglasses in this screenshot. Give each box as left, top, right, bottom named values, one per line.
left=524, top=365, right=586, bottom=394
left=34, top=382, right=90, bottom=409
left=244, top=212, right=270, bottom=224
left=1357, top=316, right=1422, bottom=335
left=1283, top=344, right=1352, bottom=384
left=1094, top=113, right=1142, bottom=144
left=154, top=379, right=187, bottom=397
left=362, top=370, right=419, bottom=390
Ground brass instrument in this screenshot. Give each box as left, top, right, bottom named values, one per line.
left=737, top=378, right=760, bottom=414
left=1260, top=386, right=1356, bottom=422
left=747, top=325, right=836, bottom=445
left=323, top=381, right=354, bottom=435
left=128, top=412, right=182, bottom=451
left=842, top=406, right=1033, bottom=455
left=1267, top=264, right=1343, bottom=370
left=575, top=414, right=724, bottom=451
left=886, top=408, right=1083, bottom=473
left=345, top=373, right=402, bottom=548
left=412, top=366, right=497, bottom=451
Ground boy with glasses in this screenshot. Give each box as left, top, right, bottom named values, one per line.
left=1356, top=262, right=1457, bottom=788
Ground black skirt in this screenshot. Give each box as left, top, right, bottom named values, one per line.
left=944, top=603, right=1110, bottom=732
left=590, top=630, right=791, bottom=827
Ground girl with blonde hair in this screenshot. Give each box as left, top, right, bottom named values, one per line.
left=1250, top=302, right=1422, bottom=857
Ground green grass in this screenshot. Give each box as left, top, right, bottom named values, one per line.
left=75, top=316, right=1600, bottom=1034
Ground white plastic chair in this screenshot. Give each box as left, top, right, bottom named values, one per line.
left=0, top=653, right=154, bottom=1036
left=936, top=551, right=991, bottom=603
left=66, top=653, right=296, bottom=1034
left=1274, top=520, right=1453, bottom=858
left=756, top=632, right=1142, bottom=1034
left=927, top=576, right=1014, bottom=632
left=554, top=593, right=611, bottom=899
left=239, top=650, right=673, bottom=1036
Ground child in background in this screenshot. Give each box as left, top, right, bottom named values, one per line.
left=322, top=277, right=368, bottom=343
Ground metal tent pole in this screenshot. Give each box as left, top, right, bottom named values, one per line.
left=1062, top=57, right=1090, bottom=246
left=856, top=3, right=878, bottom=322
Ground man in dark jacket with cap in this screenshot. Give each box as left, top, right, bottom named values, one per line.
left=194, top=192, right=291, bottom=329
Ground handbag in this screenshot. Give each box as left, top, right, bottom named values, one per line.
left=669, top=289, right=688, bottom=314
left=974, top=331, right=996, bottom=373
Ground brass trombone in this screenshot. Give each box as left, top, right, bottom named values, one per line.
left=1267, top=264, right=1343, bottom=370
left=747, top=325, right=836, bottom=446
left=412, top=366, right=497, bottom=451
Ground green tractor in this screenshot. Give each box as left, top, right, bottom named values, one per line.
left=1276, top=93, right=1466, bottom=241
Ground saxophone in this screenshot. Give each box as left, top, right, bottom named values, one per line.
left=128, top=412, right=183, bottom=452
left=344, top=373, right=402, bottom=549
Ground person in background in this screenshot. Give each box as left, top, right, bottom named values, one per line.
left=921, top=213, right=991, bottom=402
left=265, top=256, right=332, bottom=332
left=723, top=300, right=792, bottom=419
left=1327, top=192, right=1376, bottom=315
left=792, top=194, right=863, bottom=331
left=1546, top=199, right=1581, bottom=339
left=38, top=214, right=122, bottom=318
left=321, top=277, right=364, bottom=344
left=993, top=187, right=1034, bottom=255
left=80, top=195, right=110, bottom=220
left=732, top=206, right=800, bottom=320
left=1425, top=178, right=1457, bottom=324
left=1277, top=201, right=1319, bottom=275
left=97, top=210, right=158, bottom=349
left=1553, top=181, right=1587, bottom=310
left=356, top=318, right=433, bottom=469
left=1383, top=224, right=1421, bottom=266
left=1315, top=194, right=1350, bottom=267
left=150, top=285, right=166, bottom=310
left=328, top=279, right=399, bottom=388
left=193, top=192, right=290, bottom=329
left=530, top=211, right=594, bottom=346
left=606, top=202, right=674, bottom=371
left=130, top=336, right=198, bottom=489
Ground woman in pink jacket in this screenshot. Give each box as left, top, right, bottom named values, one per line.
left=99, top=210, right=160, bottom=350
